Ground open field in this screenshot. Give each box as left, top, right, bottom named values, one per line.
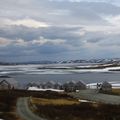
left=31, top=97, right=120, bottom=120
left=112, top=89, right=120, bottom=95
left=70, top=90, right=120, bottom=105
left=31, top=98, right=79, bottom=106
left=1, top=90, right=120, bottom=120
left=0, top=90, right=71, bottom=120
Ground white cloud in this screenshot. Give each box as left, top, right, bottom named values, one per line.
left=0, top=37, right=12, bottom=46
left=0, top=37, right=29, bottom=47
left=0, top=18, right=49, bottom=28
left=32, top=37, right=66, bottom=45
left=105, top=15, right=120, bottom=26
left=48, top=9, right=70, bottom=16
left=50, top=0, right=120, bottom=4
left=15, top=39, right=28, bottom=46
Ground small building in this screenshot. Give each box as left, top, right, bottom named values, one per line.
left=26, top=82, right=40, bottom=89
left=0, top=76, right=17, bottom=90
left=99, top=81, right=112, bottom=92
left=63, top=81, right=76, bottom=92
left=44, top=81, right=55, bottom=89
left=54, top=82, right=62, bottom=89
left=26, top=83, right=34, bottom=88
left=75, top=81, right=86, bottom=90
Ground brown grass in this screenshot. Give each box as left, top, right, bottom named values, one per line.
left=33, top=102, right=120, bottom=120
left=31, top=98, right=79, bottom=106
left=112, top=89, right=120, bottom=95
left=0, top=90, right=71, bottom=120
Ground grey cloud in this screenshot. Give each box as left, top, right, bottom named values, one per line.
left=1, top=0, right=120, bottom=61
left=1, top=0, right=119, bottom=25
left=0, top=25, right=82, bottom=44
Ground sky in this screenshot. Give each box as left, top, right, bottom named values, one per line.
left=1, top=0, right=120, bottom=62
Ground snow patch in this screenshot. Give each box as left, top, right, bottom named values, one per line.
left=28, top=87, right=64, bottom=92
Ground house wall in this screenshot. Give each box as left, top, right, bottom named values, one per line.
left=0, top=77, right=17, bottom=90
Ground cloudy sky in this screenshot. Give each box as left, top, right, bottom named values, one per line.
left=1, top=0, right=120, bottom=62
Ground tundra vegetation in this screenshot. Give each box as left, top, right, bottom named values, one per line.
left=30, top=90, right=120, bottom=120
left=0, top=90, right=120, bottom=120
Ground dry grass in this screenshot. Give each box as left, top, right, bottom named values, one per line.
left=112, top=89, right=120, bottom=95
left=31, top=98, right=80, bottom=106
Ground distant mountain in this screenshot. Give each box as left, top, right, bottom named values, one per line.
left=59, top=58, right=120, bottom=64
left=1, top=58, right=120, bottom=65
left=0, top=61, right=57, bottom=65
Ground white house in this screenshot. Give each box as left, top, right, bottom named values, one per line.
left=99, top=81, right=112, bottom=92
left=0, top=76, right=17, bottom=90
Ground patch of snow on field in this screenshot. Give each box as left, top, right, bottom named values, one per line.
left=79, top=99, right=90, bottom=102
left=87, top=81, right=120, bottom=89
left=28, top=87, right=64, bottom=92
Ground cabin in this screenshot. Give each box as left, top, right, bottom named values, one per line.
left=75, top=81, right=86, bottom=90
left=0, top=76, right=17, bottom=90
left=63, top=81, right=76, bottom=92
left=44, top=81, right=55, bottom=89
left=26, top=82, right=40, bottom=89
left=54, top=82, right=62, bottom=89
left=99, top=81, right=112, bottom=92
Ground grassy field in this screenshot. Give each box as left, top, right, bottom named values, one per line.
left=31, top=97, right=120, bottom=120
left=112, top=89, right=120, bottom=95
left=0, top=90, right=72, bottom=120
left=1, top=90, right=120, bottom=120
left=0, top=90, right=21, bottom=120
left=31, top=98, right=79, bottom=106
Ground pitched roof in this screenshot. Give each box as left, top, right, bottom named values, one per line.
left=0, top=77, right=17, bottom=87
left=101, top=81, right=112, bottom=87
left=0, top=80, right=10, bottom=85
left=76, top=80, right=86, bottom=86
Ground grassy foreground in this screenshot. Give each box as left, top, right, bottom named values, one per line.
left=31, top=98, right=79, bottom=106
left=0, top=90, right=71, bottom=120
left=31, top=97, right=120, bottom=120
left=112, top=89, right=120, bottom=95
left=1, top=90, right=120, bottom=120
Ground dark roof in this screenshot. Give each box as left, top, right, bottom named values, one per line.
left=101, top=81, right=112, bottom=87
left=76, top=81, right=86, bottom=86
left=54, top=82, right=61, bottom=86
left=0, top=77, right=17, bottom=87
left=63, top=81, right=76, bottom=87
left=45, top=81, right=55, bottom=85
left=0, top=80, right=10, bottom=85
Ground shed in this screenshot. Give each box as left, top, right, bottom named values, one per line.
left=99, top=81, right=112, bottom=92
left=44, top=81, right=55, bottom=89
left=75, top=81, right=86, bottom=90
left=0, top=76, right=17, bottom=90
left=54, top=82, right=62, bottom=89
left=63, top=81, right=76, bottom=92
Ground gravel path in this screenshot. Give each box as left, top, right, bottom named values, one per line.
left=17, top=97, right=46, bottom=120
left=70, top=90, right=120, bottom=105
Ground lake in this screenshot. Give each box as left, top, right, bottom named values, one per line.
left=0, top=64, right=120, bottom=87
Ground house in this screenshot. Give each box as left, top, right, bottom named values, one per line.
left=44, top=81, right=55, bottom=89
left=54, top=82, right=62, bottom=89
left=99, top=81, right=112, bottom=92
left=26, top=83, right=33, bottom=88
left=26, top=82, right=40, bottom=89
left=75, top=81, right=86, bottom=90
left=63, top=81, right=76, bottom=92
left=0, top=76, right=17, bottom=90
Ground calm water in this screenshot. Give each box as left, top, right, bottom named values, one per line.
left=1, top=64, right=120, bottom=87
left=12, top=72, right=120, bottom=87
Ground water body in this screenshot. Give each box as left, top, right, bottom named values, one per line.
left=0, top=64, right=120, bottom=87
left=12, top=72, right=120, bottom=85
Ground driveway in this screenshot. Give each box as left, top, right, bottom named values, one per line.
left=17, top=97, right=46, bottom=120
left=70, top=89, right=120, bottom=105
